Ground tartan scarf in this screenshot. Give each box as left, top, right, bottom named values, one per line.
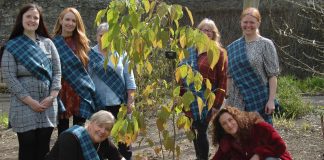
left=88, top=50, right=127, bottom=104
left=180, top=47, right=209, bottom=122
left=227, top=37, right=271, bottom=123
left=66, top=125, right=100, bottom=160
left=53, top=36, right=96, bottom=119
left=6, top=35, right=52, bottom=86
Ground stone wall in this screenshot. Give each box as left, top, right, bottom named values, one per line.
left=0, top=0, right=321, bottom=78
left=0, top=0, right=111, bottom=45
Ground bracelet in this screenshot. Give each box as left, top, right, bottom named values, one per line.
left=49, top=95, right=55, bottom=101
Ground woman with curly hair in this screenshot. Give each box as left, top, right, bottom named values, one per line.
left=211, top=106, right=292, bottom=160
left=52, top=7, right=98, bottom=134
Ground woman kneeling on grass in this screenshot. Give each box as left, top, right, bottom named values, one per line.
left=46, top=110, right=125, bottom=160
left=211, top=106, right=292, bottom=160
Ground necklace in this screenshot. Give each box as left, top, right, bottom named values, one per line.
left=96, top=143, right=101, bottom=152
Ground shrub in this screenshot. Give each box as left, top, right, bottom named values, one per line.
left=277, top=76, right=313, bottom=118
left=297, top=76, right=324, bottom=94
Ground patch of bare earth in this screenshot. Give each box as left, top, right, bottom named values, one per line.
left=0, top=97, right=323, bottom=160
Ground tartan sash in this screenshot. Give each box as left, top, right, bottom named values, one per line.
left=6, top=35, right=52, bottom=86
left=53, top=36, right=96, bottom=119
left=227, top=37, right=271, bottom=122
left=66, top=125, right=100, bottom=160
left=179, top=47, right=209, bottom=122
left=88, top=50, right=127, bottom=103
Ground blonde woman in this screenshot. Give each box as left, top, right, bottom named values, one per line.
left=52, top=7, right=98, bottom=134
left=226, top=8, right=280, bottom=124
left=179, top=18, right=227, bottom=160
left=46, top=110, right=125, bottom=160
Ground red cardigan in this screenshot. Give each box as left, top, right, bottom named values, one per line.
left=212, top=122, right=292, bottom=160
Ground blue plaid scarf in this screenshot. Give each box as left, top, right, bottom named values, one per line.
left=227, top=37, right=271, bottom=123
left=53, top=36, right=97, bottom=119
left=66, top=125, right=100, bottom=160
left=6, top=35, right=52, bottom=86
left=179, top=47, right=210, bottom=122
left=88, top=50, right=127, bottom=104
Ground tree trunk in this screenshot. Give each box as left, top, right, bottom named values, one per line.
left=243, top=0, right=260, bottom=9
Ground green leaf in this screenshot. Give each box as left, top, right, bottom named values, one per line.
left=95, top=9, right=106, bottom=26
left=184, top=6, right=194, bottom=26
left=186, top=67, right=194, bottom=86
left=156, top=2, right=169, bottom=19
left=182, top=91, right=194, bottom=107
left=173, top=86, right=180, bottom=97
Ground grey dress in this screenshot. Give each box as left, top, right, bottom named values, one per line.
left=1, top=35, right=61, bottom=133
left=226, top=36, right=280, bottom=110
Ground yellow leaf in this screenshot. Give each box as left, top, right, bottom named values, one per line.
left=194, top=73, right=203, bottom=91
left=156, top=119, right=165, bottom=131
left=178, top=49, right=185, bottom=61
left=197, top=96, right=203, bottom=118
left=179, top=34, right=186, bottom=48
left=184, top=7, right=194, bottom=26
left=207, top=44, right=220, bottom=69
left=145, top=61, right=153, bottom=74
left=110, top=54, right=118, bottom=68
left=205, top=79, right=212, bottom=90
left=207, top=92, right=215, bottom=111
left=142, top=0, right=150, bottom=13
left=154, top=147, right=161, bottom=154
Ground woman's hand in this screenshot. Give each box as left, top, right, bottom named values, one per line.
left=40, top=96, right=55, bottom=108
left=265, top=100, right=275, bottom=115
left=250, top=154, right=260, bottom=160
left=23, top=96, right=47, bottom=112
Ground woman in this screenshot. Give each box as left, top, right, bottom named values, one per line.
left=226, top=7, right=280, bottom=124
left=88, top=22, right=136, bottom=160
left=211, top=106, right=292, bottom=160
left=52, top=7, right=98, bottom=134
left=179, top=18, right=227, bottom=160
left=1, top=3, right=61, bottom=160
left=46, top=110, right=125, bottom=160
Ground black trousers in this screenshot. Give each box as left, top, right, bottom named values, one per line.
left=57, top=115, right=85, bottom=135
left=192, top=120, right=209, bottom=160
left=103, top=105, right=132, bottom=160
left=17, top=127, right=54, bottom=160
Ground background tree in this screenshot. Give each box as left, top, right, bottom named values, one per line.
left=269, top=0, right=323, bottom=76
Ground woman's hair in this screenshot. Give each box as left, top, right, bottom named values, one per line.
left=89, top=110, right=115, bottom=131
left=211, top=106, right=264, bottom=146
left=240, top=7, right=261, bottom=23
left=197, top=18, right=225, bottom=52
left=53, top=7, right=90, bottom=66
left=96, top=22, right=109, bottom=37
left=0, top=3, right=49, bottom=66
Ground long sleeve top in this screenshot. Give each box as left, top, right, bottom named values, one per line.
left=1, top=35, right=61, bottom=132
left=89, top=45, right=136, bottom=107
left=45, top=131, right=123, bottom=160
left=212, top=122, right=292, bottom=160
